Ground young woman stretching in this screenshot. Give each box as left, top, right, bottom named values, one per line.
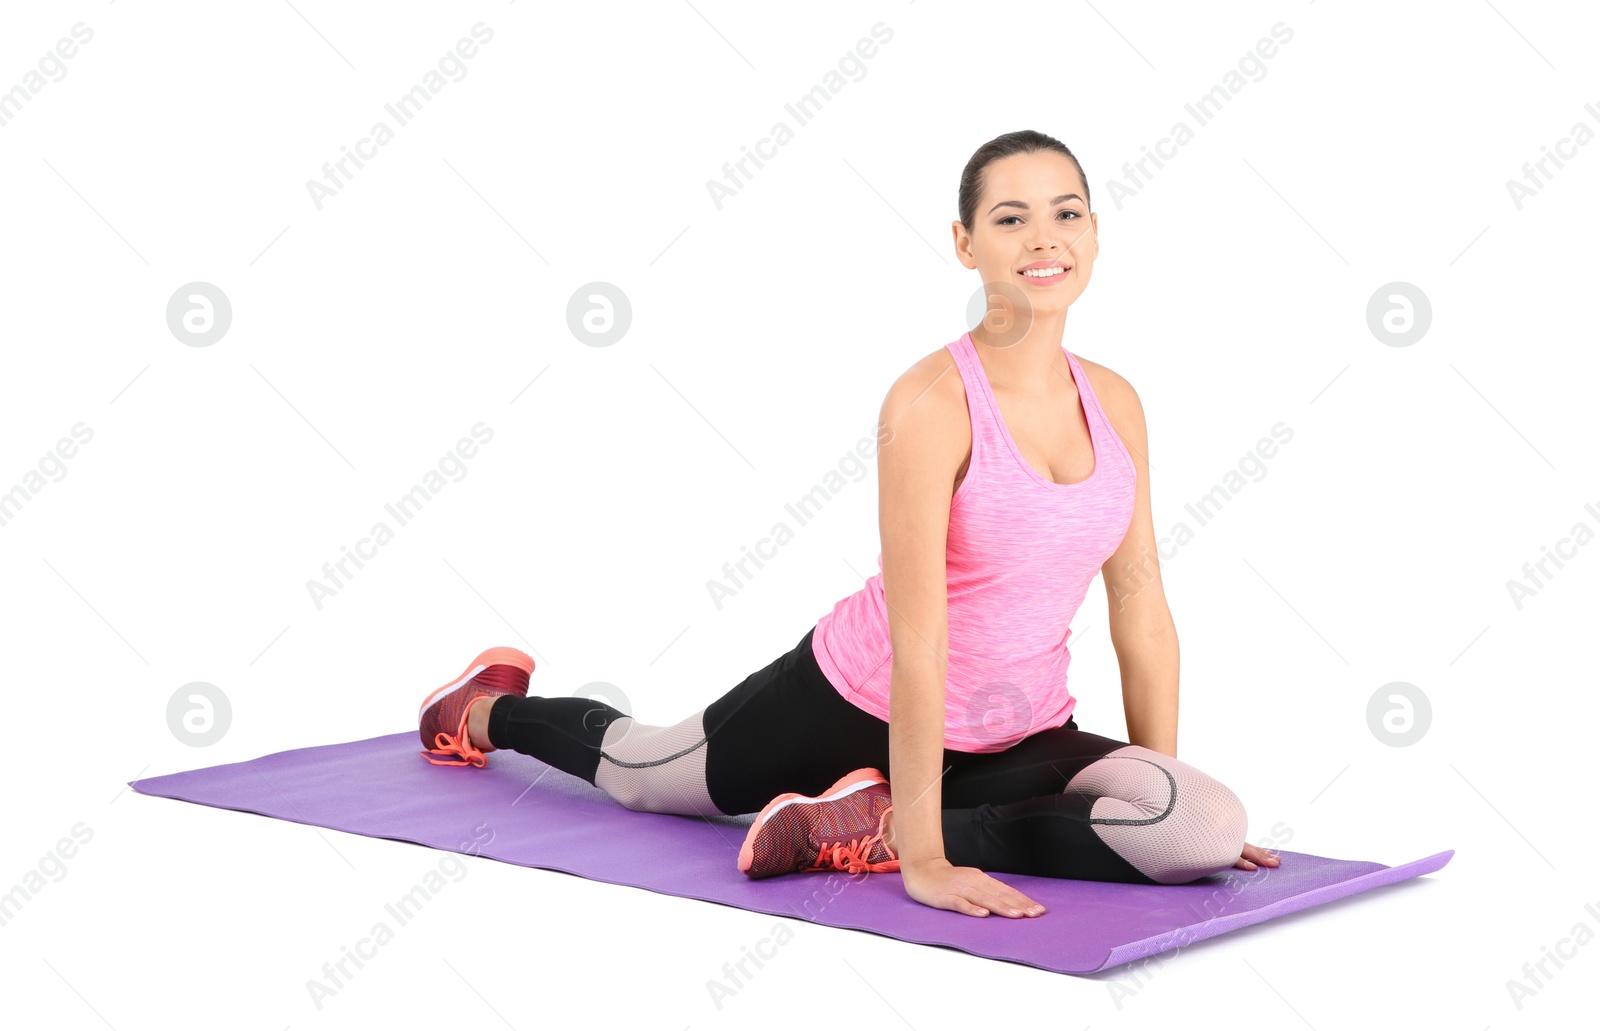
left=415, top=130, right=1280, bottom=920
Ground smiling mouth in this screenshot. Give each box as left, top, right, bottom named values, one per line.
left=1019, top=266, right=1070, bottom=278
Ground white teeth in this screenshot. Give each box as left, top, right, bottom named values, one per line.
left=1022, top=267, right=1065, bottom=277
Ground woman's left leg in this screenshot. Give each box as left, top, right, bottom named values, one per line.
left=934, top=720, right=1249, bottom=885
left=475, top=625, right=891, bottom=818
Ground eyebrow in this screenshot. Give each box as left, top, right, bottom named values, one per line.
left=987, top=193, right=1085, bottom=216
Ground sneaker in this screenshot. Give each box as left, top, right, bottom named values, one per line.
left=418, top=647, right=535, bottom=767
left=737, top=768, right=899, bottom=879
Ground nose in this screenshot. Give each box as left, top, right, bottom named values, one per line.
left=1025, top=218, right=1085, bottom=253
left=1022, top=226, right=1065, bottom=253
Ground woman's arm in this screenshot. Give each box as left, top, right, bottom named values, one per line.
left=877, top=365, right=959, bottom=869
left=1093, top=365, right=1279, bottom=873
left=877, top=357, right=1045, bottom=918
left=1092, top=366, right=1180, bottom=758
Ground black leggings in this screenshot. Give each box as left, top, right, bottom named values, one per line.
left=487, top=625, right=1249, bottom=884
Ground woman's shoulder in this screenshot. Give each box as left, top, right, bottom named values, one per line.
left=879, top=343, right=966, bottom=420
left=1073, top=352, right=1147, bottom=454
left=874, top=344, right=970, bottom=477
left=1074, top=353, right=1141, bottom=418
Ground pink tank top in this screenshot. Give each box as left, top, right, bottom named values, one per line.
left=811, top=330, right=1137, bottom=752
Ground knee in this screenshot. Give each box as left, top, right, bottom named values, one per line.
left=1203, top=781, right=1249, bottom=858
left=610, top=787, right=648, bottom=812
left=1158, top=779, right=1248, bottom=884
left=605, top=779, right=657, bottom=813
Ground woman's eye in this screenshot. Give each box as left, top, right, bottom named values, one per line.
left=998, top=210, right=1079, bottom=226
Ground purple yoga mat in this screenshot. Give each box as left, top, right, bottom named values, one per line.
left=130, top=731, right=1452, bottom=975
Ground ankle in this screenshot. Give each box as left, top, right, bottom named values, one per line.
left=467, top=695, right=497, bottom=752
left=881, top=807, right=897, bottom=857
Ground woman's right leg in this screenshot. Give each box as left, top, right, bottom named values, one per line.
left=480, top=626, right=890, bottom=817
left=936, top=723, right=1251, bottom=885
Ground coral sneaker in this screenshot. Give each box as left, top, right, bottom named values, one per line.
left=418, top=647, right=535, bottom=767
left=737, top=768, right=899, bottom=879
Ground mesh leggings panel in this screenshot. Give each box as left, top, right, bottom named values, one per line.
left=1068, top=745, right=1248, bottom=883
left=592, top=711, right=722, bottom=817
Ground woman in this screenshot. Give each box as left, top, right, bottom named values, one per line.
left=415, top=129, right=1280, bottom=920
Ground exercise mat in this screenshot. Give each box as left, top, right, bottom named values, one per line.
left=130, top=731, right=1452, bottom=975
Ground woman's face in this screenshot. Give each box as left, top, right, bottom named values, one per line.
left=954, top=150, right=1098, bottom=329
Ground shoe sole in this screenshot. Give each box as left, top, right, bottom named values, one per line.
left=418, top=646, right=535, bottom=721
left=737, top=767, right=888, bottom=875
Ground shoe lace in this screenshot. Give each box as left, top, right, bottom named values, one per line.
left=421, top=706, right=488, bottom=768
left=810, top=833, right=898, bottom=875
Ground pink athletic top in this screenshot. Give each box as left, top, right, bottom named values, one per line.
left=811, top=330, right=1137, bottom=752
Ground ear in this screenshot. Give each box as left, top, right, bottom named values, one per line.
left=951, top=221, right=978, bottom=270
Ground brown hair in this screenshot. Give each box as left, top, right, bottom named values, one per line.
left=956, top=130, right=1090, bottom=231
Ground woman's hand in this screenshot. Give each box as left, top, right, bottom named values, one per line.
left=1234, top=842, right=1281, bottom=872
left=900, top=856, right=1046, bottom=918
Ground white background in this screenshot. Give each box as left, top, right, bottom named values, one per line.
left=2, top=0, right=1596, bottom=1028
